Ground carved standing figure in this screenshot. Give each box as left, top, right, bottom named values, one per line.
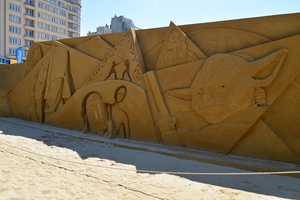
left=110, top=86, right=130, bottom=138
left=121, top=59, right=132, bottom=81
left=104, top=60, right=121, bottom=80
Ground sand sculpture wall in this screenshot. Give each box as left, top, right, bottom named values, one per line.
left=1, top=13, right=300, bottom=164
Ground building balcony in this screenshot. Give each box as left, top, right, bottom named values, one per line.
left=65, top=0, right=81, bottom=6
left=24, top=14, right=35, bottom=20
left=23, top=24, right=35, bottom=30
left=24, top=2, right=35, bottom=9
left=23, top=35, right=35, bottom=40
left=23, top=46, right=30, bottom=51
left=68, top=31, right=79, bottom=38
left=68, top=26, right=76, bottom=31
left=67, top=25, right=80, bottom=32
left=68, top=19, right=80, bottom=25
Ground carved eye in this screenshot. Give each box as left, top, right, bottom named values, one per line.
left=221, top=85, right=226, bottom=88
left=193, top=89, right=202, bottom=96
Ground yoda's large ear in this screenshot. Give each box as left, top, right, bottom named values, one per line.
left=246, top=49, right=288, bottom=87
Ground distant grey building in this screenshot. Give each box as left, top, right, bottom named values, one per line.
left=110, top=15, right=138, bottom=33
left=87, top=14, right=139, bottom=36
left=87, top=24, right=112, bottom=36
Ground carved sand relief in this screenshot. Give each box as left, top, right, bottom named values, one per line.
left=74, top=36, right=113, bottom=61
left=155, top=22, right=205, bottom=70
left=158, top=49, right=288, bottom=153
left=2, top=14, right=300, bottom=164
left=84, top=92, right=108, bottom=135
left=85, top=28, right=145, bottom=86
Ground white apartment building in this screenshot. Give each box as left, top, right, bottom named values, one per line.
left=0, top=0, right=81, bottom=64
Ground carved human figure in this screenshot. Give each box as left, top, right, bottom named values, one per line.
left=157, top=49, right=288, bottom=153
left=104, top=60, right=121, bottom=80
left=111, top=86, right=130, bottom=138
left=121, top=59, right=132, bottom=81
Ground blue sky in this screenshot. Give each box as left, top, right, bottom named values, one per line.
left=80, top=0, right=300, bottom=36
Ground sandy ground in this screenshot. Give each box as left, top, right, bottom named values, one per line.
left=0, top=118, right=299, bottom=200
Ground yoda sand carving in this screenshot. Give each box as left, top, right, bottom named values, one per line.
left=158, top=49, right=288, bottom=153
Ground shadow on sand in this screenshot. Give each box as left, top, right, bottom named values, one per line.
left=1, top=117, right=300, bottom=199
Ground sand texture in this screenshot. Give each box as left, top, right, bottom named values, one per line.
left=0, top=118, right=299, bottom=199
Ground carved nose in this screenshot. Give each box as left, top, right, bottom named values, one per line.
left=202, top=93, right=212, bottom=100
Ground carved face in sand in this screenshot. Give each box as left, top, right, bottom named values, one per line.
left=115, top=86, right=127, bottom=103
left=190, top=49, right=287, bottom=124
left=160, top=30, right=186, bottom=66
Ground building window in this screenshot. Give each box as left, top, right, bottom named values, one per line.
left=9, top=14, right=21, bottom=24
left=25, top=0, right=34, bottom=6
left=69, top=32, right=79, bottom=38
left=60, top=28, right=66, bottom=35
left=9, top=4, right=21, bottom=13
left=38, top=2, right=43, bottom=8
left=69, top=14, right=80, bottom=23
left=38, top=22, right=43, bottom=28
left=45, top=5, right=49, bottom=10
left=25, top=30, right=34, bottom=37
left=52, top=35, right=57, bottom=40
left=52, top=7, right=57, bottom=14
left=9, top=26, right=21, bottom=34
left=52, top=26, right=57, bottom=32
left=60, top=10, right=66, bottom=17
left=69, top=23, right=80, bottom=31
left=59, top=19, right=66, bottom=26
left=25, top=9, right=34, bottom=17
left=9, top=48, right=16, bottom=55
left=72, top=7, right=77, bottom=13
left=38, top=32, right=43, bottom=38
left=25, top=50, right=29, bottom=57
left=45, top=24, right=50, bottom=30
left=9, top=37, right=21, bottom=45
left=25, top=19, right=34, bottom=27
left=45, top=34, right=49, bottom=40
left=58, top=1, right=64, bottom=7
left=45, top=14, right=49, bottom=20
left=52, top=17, right=57, bottom=23
left=25, top=40, right=33, bottom=47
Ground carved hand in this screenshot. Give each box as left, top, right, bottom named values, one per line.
left=157, top=116, right=177, bottom=133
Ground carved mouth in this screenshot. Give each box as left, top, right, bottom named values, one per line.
left=166, top=47, right=175, bottom=54
left=199, top=104, right=233, bottom=124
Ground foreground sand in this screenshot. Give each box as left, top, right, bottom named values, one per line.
left=0, top=118, right=299, bottom=199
